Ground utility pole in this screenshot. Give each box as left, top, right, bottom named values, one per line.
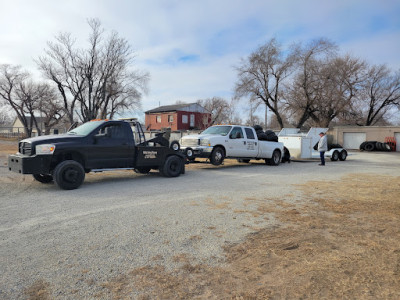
left=264, top=105, right=268, bottom=130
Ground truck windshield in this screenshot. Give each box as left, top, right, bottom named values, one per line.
left=201, top=126, right=232, bottom=136
left=67, top=121, right=105, bottom=136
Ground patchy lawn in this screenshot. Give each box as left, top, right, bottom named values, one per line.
left=97, top=173, right=400, bottom=299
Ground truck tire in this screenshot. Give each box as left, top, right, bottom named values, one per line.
left=339, top=150, right=347, bottom=161
left=53, top=160, right=85, bottom=190
left=330, top=150, right=339, bottom=161
left=185, top=148, right=195, bottom=161
left=359, top=141, right=368, bottom=150
left=170, top=140, right=180, bottom=151
left=364, top=142, right=376, bottom=151
left=210, top=147, right=224, bottom=166
left=383, top=143, right=392, bottom=151
left=33, top=174, right=53, bottom=183
left=162, top=155, right=183, bottom=177
left=265, top=150, right=281, bottom=166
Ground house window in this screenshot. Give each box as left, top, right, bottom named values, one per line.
left=182, top=115, right=188, bottom=124
left=156, top=115, right=161, bottom=123
left=168, top=115, right=174, bottom=123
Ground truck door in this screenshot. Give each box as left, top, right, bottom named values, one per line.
left=227, top=127, right=248, bottom=157
left=243, top=127, right=258, bottom=157
left=88, top=123, right=134, bottom=169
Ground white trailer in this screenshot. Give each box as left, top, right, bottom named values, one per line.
left=278, top=128, right=348, bottom=161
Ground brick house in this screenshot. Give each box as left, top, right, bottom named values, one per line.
left=145, top=103, right=211, bottom=131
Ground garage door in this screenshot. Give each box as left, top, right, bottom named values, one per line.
left=343, top=132, right=367, bottom=149
left=395, top=133, right=400, bottom=152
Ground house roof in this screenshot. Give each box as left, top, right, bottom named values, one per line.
left=145, top=103, right=209, bottom=114
left=13, top=116, right=46, bottom=126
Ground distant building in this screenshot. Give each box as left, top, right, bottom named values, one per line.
left=12, top=116, right=62, bottom=136
left=145, top=103, right=211, bottom=131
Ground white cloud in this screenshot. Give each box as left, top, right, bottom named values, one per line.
left=1, top=0, right=399, bottom=118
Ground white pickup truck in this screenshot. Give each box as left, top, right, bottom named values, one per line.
left=179, top=125, right=284, bottom=166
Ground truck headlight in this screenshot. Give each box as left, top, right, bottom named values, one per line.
left=36, top=144, right=56, bottom=155
left=200, top=139, right=210, bottom=146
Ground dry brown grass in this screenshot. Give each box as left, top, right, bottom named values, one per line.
left=0, top=141, right=17, bottom=157
left=97, top=173, right=400, bottom=299
left=24, top=280, right=52, bottom=300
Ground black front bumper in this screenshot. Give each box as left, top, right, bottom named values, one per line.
left=8, top=154, right=53, bottom=175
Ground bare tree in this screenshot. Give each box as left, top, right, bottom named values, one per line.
left=355, top=65, right=400, bottom=126
left=0, top=64, right=63, bottom=136
left=313, top=55, right=366, bottom=127
left=285, top=38, right=338, bottom=128
left=0, top=64, right=34, bottom=136
left=197, top=97, right=233, bottom=125
left=37, top=18, right=149, bottom=125
left=234, top=38, right=299, bottom=129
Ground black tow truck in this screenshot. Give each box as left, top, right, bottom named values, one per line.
left=8, top=119, right=185, bottom=190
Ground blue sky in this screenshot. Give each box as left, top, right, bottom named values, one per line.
left=1, top=0, right=400, bottom=121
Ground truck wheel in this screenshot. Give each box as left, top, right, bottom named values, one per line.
left=53, top=160, right=85, bottom=190
left=162, top=155, right=183, bottom=177
left=265, top=150, right=281, bottom=166
left=185, top=148, right=195, bottom=160
left=33, top=174, right=53, bottom=183
left=170, top=140, right=180, bottom=151
left=210, top=147, right=224, bottom=166
left=330, top=150, right=339, bottom=161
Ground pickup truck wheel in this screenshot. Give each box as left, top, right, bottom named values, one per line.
left=170, top=140, right=180, bottom=151
left=33, top=174, right=53, bottom=183
left=265, top=150, right=281, bottom=166
left=53, top=160, right=85, bottom=190
left=339, top=150, right=347, bottom=161
left=210, top=147, right=224, bottom=166
left=162, top=155, right=183, bottom=177
left=330, top=150, right=339, bottom=161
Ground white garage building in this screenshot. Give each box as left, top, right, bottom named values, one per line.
left=327, top=126, right=400, bottom=151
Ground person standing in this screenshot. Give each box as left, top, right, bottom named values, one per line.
left=318, top=132, right=328, bottom=166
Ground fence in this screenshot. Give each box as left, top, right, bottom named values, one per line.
left=0, top=127, right=66, bottom=140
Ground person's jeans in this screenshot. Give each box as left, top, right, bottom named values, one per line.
left=320, top=151, right=325, bottom=165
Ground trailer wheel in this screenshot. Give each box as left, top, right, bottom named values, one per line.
left=33, top=174, right=53, bottom=183
left=339, top=150, right=347, bottom=161
left=170, top=140, right=180, bottom=151
left=265, top=150, right=281, bottom=166
left=162, top=155, right=183, bottom=177
left=53, top=160, right=85, bottom=190
left=210, top=147, right=224, bottom=166
left=331, top=150, right=339, bottom=161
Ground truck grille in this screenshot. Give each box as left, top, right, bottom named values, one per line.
left=19, top=142, right=32, bottom=156
left=181, top=138, right=199, bottom=147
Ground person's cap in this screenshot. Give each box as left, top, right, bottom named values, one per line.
left=319, top=132, right=325, bottom=135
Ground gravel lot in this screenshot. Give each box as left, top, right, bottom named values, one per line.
left=0, top=141, right=399, bottom=299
